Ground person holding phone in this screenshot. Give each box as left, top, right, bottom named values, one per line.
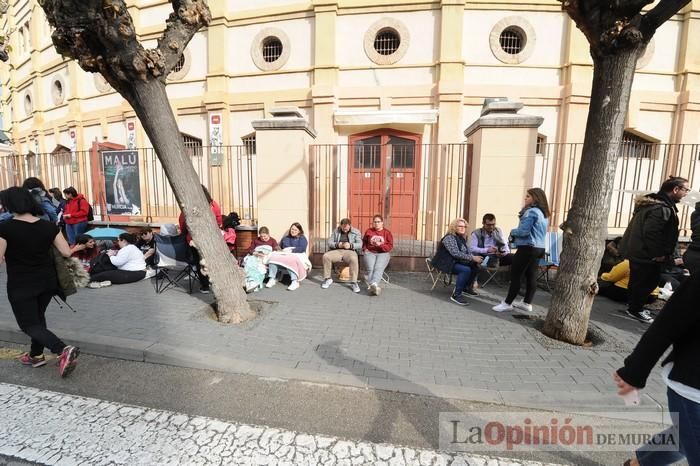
left=320, top=218, right=362, bottom=293
left=615, top=272, right=700, bottom=466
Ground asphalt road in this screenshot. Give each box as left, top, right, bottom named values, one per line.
left=0, top=341, right=656, bottom=466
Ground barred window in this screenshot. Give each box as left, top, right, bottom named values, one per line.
left=374, top=29, right=400, bottom=56
left=173, top=54, right=185, bottom=73
left=262, top=37, right=283, bottom=63
left=536, top=134, right=546, bottom=155
left=354, top=136, right=382, bottom=169
left=499, top=27, right=525, bottom=55
left=182, top=133, right=203, bottom=157
left=389, top=136, right=415, bottom=169
left=620, top=131, right=657, bottom=159
left=242, top=133, right=256, bottom=156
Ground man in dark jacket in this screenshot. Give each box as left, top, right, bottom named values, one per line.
left=614, top=272, right=700, bottom=466
left=619, top=177, right=690, bottom=323
left=683, top=200, right=700, bottom=275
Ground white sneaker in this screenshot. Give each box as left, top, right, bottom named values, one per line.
left=144, top=269, right=156, bottom=280
left=88, top=281, right=101, bottom=289
left=351, top=282, right=361, bottom=293
left=100, top=281, right=112, bottom=288
left=321, top=278, right=333, bottom=289
left=374, top=285, right=382, bottom=296
left=368, top=283, right=377, bottom=296
left=287, top=281, right=300, bottom=291
left=265, top=278, right=277, bottom=288
left=492, top=302, right=513, bottom=312
left=513, top=301, right=533, bottom=312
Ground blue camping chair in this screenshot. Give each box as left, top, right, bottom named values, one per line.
left=537, top=231, right=562, bottom=291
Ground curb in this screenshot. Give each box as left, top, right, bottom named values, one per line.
left=0, top=322, right=667, bottom=423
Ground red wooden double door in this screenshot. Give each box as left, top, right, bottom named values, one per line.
left=348, top=130, right=420, bottom=238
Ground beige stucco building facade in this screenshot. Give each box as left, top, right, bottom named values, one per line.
left=1, top=0, right=699, bottom=246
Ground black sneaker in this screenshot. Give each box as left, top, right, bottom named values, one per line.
left=450, top=294, right=470, bottom=306
left=625, top=309, right=654, bottom=324
left=463, top=288, right=478, bottom=296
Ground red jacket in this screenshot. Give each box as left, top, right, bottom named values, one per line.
left=178, top=200, right=222, bottom=243
left=362, top=228, right=394, bottom=253
left=63, top=194, right=90, bottom=224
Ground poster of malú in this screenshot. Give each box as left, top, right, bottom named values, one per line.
left=102, top=150, right=141, bottom=215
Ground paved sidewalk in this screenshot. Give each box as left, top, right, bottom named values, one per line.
left=0, top=266, right=668, bottom=414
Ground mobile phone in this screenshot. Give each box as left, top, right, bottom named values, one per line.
left=621, top=389, right=641, bottom=406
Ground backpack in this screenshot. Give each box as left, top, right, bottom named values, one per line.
left=81, top=198, right=94, bottom=222
left=222, top=212, right=241, bottom=230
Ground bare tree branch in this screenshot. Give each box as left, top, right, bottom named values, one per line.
left=157, top=0, right=211, bottom=76
left=641, top=0, right=691, bottom=37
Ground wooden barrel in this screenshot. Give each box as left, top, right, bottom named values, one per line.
left=234, top=225, right=258, bottom=257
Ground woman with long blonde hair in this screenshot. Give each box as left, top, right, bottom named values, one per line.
left=430, top=217, right=483, bottom=306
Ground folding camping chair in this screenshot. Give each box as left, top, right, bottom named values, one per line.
left=537, top=231, right=563, bottom=291
left=478, top=259, right=510, bottom=288
left=426, top=257, right=455, bottom=291
left=153, top=232, right=196, bottom=294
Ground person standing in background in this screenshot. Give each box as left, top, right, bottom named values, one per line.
left=62, top=187, right=90, bottom=245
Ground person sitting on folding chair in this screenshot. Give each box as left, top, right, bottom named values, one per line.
left=470, top=213, right=513, bottom=289
left=470, top=213, right=513, bottom=268
left=430, top=218, right=483, bottom=306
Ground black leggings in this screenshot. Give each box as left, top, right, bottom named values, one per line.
left=90, top=269, right=146, bottom=284
left=505, top=246, right=545, bottom=304
left=9, top=286, right=66, bottom=357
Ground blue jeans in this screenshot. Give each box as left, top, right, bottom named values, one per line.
left=268, top=263, right=298, bottom=282
left=66, top=221, right=88, bottom=245
left=452, top=262, right=474, bottom=296
left=637, top=387, right=700, bottom=466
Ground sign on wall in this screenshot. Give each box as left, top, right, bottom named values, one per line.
left=209, top=113, right=223, bottom=166
left=70, top=129, right=78, bottom=172
left=126, top=120, right=137, bottom=150
left=102, top=150, right=141, bottom=216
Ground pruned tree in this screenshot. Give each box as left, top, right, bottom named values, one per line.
left=544, top=0, right=690, bottom=344
left=39, top=0, right=254, bottom=323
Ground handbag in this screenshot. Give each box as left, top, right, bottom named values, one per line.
left=50, top=246, right=89, bottom=299
left=89, top=252, right=118, bottom=275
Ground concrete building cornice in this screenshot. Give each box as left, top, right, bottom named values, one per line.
left=464, top=99, right=543, bottom=137
left=334, top=109, right=438, bottom=126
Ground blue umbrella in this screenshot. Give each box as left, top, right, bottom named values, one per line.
left=86, top=227, right=127, bottom=240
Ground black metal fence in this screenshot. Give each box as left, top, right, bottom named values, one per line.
left=309, top=143, right=473, bottom=257
left=0, top=146, right=256, bottom=223
left=538, top=142, right=699, bottom=237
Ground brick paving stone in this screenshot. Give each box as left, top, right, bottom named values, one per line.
left=0, top=268, right=668, bottom=410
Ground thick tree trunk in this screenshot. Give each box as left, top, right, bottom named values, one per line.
left=543, top=49, right=641, bottom=345
left=128, top=80, right=254, bottom=323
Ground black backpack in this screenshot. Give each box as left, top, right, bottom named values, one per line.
left=223, top=212, right=240, bottom=230
left=81, top=198, right=94, bottom=222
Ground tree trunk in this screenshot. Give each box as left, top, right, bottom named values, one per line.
left=543, top=48, right=641, bottom=345
left=128, top=79, right=254, bottom=323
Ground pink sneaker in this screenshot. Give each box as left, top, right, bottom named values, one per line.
left=57, top=346, right=80, bottom=378
left=19, top=353, right=47, bottom=368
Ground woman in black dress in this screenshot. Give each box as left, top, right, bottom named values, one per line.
left=0, top=187, right=80, bottom=377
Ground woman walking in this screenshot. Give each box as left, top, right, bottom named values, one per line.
left=0, top=187, right=79, bottom=377
left=362, top=215, right=393, bottom=296
left=492, top=188, right=550, bottom=313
